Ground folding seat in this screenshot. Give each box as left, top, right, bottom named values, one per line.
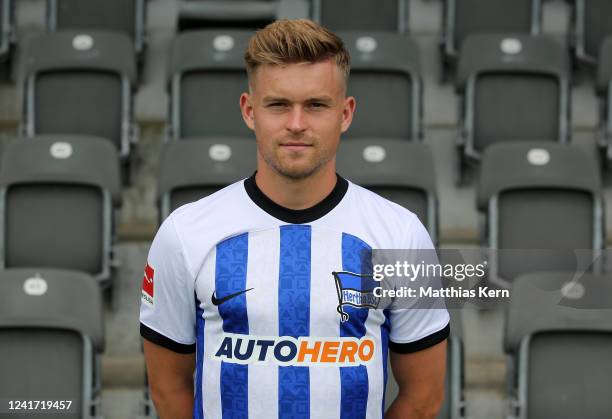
left=477, top=142, right=604, bottom=288
left=571, top=0, right=612, bottom=66
left=46, top=0, right=147, bottom=60
left=597, top=36, right=612, bottom=165
left=0, top=135, right=121, bottom=284
left=504, top=272, right=612, bottom=419
left=441, top=0, right=542, bottom=75
left=340, top=32, right=423, bottom=142
left=178, top=0, right=309, bottom=32
left=0, top=268, right=104, bottom=419
left=456, top=34, right=570, bottom=182
left=336, top=140, right=438, bottom=244
left=312, top=0, right=409, bottom=33
left=385, top=312, right=466, bottom=419
left=22, top=31, right=138, bottom=161
left=168, top=30, right=254, bottom=141
left=158, top=138, right=256, bottom=220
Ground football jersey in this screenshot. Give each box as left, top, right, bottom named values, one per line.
left=140, top=173, right=449, bottom=419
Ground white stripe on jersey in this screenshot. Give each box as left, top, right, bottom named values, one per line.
left=309, top=228, right=342, bottom=418
left=246, top=229, right=280, bottom=419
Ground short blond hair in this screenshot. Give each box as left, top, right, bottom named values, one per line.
left=245, top=19, right=350, bottom=82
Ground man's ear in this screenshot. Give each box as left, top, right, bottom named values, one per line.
left=240, top=92, right=255, bottom=131
left=340, top=95, right=356, bottom=133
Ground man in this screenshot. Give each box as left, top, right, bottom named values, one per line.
left=140, top=19, right=449, bottom=419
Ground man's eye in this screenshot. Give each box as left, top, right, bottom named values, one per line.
left=309, top=102, right=327, bottom=108
left=267, top=102, right=286, bottom=108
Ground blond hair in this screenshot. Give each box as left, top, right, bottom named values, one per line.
left=244, top=19, right=350, bottom=82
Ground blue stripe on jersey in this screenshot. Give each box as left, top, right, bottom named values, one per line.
left=340, top=233, right=372, bottom=419
left=194, top=296, right=205, bottom=419
left=278, top=225, right=311, bottom=419
left=381, top=309, right=391, bottom=416
left=216, top=233, right=249, bottom=418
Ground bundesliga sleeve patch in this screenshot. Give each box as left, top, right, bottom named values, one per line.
left=142, top=263, right=154, bottom=307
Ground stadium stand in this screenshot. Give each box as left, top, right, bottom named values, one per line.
left=597, top=36, right=612, bottom=165
left=571, top=0, right=612, bottom=66
left=0, top=268, right=104, bottom=419
left=46, top=0, right=147, bottom=61
left=21, top=31, right=138, bottom=163
left=385, top=312, right=466, bottom=419
left=336, top=139, right=438, bottom=244
left=167, top=30, right=253, bottom=141
left=340, top=32, right=423, bottom=141
left=441, top=0, right=542, bottom=77
left=0, top=136, right=121, bottom=284
left=0, top=0, right=14, bottom=78
left=312, top=0, right=409, bottom=33
left=477, top=142, right=604, bottom=288
left=177, top=0, right=309, bottom=32
left=158, top=138, right=257, bottom=220
left=455, top=34, right=570, bottom=183
left=504, top=272, right=612, bottom=419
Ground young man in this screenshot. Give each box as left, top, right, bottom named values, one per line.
left=140, top=19, right=449, bottom=419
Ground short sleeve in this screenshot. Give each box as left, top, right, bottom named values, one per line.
left=139, top=215, right=197, bottom=353
left=388, top=214, right=450, bottom=353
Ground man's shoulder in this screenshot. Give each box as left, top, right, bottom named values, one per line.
left=347, top=181, right=420, bottom=223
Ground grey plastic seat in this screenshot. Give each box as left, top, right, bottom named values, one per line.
left=336, top=139, right=438, bottom=244
left=340, top=32, right=422, bottom=142
left=46, top=0, right=147, bottom=59
left=0, top=268, right=104, bottom=419
left=22, top=31, right=138, bottom=160
left=441, top=0, right=542, bottom=73
left=313, top=0, right=409, bottom=33
left=456, top=34, right=570, bottom=181
left=168, top=30, right=254, bottom=141
left=178, top=0, right=309, bottom=32
left=385, top=312, right=466, bottom=419
left=504, top=272, right=612, bottom=419
left=0, top=135, right=121, bottom=283
left=597, top=36, right=612, bottom=165
left=158, top=138, right=257, bottom=220
left=477, top=142, right=604, bottom=288
left=571, top=0, right=612, bottom=66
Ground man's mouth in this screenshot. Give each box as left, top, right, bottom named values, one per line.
left=280, top=142, right=313, bottom=151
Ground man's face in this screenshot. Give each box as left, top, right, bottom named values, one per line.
left=240, top=59, right=355, bottom=180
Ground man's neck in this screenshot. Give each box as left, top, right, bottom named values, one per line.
left=254, top=166, right=338, bottom=210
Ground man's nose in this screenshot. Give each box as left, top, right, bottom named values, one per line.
left=286, top=107, right=307, bottom=133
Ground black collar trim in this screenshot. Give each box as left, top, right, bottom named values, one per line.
left=244, top=172, right=349, bottom=224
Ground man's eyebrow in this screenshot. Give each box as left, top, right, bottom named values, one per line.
left=261, top=96, right=335, bottom=103
left=262, top=96, right=290, bottom=103
left=306, top=96, right=334, bottom=103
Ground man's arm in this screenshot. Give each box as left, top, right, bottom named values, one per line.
left=144, top=339, right=196, bottom=419
left=385, top=339, right=447, bottom=419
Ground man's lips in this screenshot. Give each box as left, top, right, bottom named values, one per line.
left=280, top=142, right=313, bottom=150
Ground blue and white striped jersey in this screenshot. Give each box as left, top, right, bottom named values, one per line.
left=140, top=174, right=449, bottom=419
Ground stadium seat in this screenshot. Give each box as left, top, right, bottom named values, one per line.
left=168, top=30, right=253, bottom=141
left=0, top=0, right=14, bottom=77
left=571, top=0, right=612, bottom=66
left=22, top=31, right=138, bottom=161
left=340, top=32, right=423, bottom=142
left=158, top=138, right=256, bottom=220
left=312, top=0, right=409, bottom=33
left=597, top=36, right=612, bottom=165
left=0, top=268, right=104, bottom=419
left=455, top=34, right=570, bottom=182
left=477, top=142, right=604, bottom=288
left=385, top=312, right=466, bottom=419
left=178, top=0, right=309, bottom=32
left=0, top=136, right=121, bottom=284
left=504, top=272, right=612, bottom=419
left=46, top=0, right=147, bottom=60
left=441, top=0, right=542, bottom=76
left=336, top=139, right=438, bottom=244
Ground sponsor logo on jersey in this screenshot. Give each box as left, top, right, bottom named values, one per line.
left=333, top=271, right=380, bottom=322
left=142, top=263, right=154, bottom=307
left=211, top=288, right=254, bottom=306
left=214, top=333, right=375, bottom=366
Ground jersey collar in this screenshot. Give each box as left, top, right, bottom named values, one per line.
left=244, top=172, right=349, bottom=224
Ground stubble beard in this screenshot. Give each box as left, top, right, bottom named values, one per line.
left=258, top=137, right=333, bottom=180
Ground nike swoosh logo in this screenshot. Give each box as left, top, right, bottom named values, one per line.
left=211, top=288, right=254, bottom=306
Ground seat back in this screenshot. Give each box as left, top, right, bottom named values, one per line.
left=314, top=0, right=408, bottom=32
left=575, top=0, right=612, bottom=63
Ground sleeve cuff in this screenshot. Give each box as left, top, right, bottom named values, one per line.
left=389, top=322, right=450, bottom=354
left=140, top=323, right=196, bottom=354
